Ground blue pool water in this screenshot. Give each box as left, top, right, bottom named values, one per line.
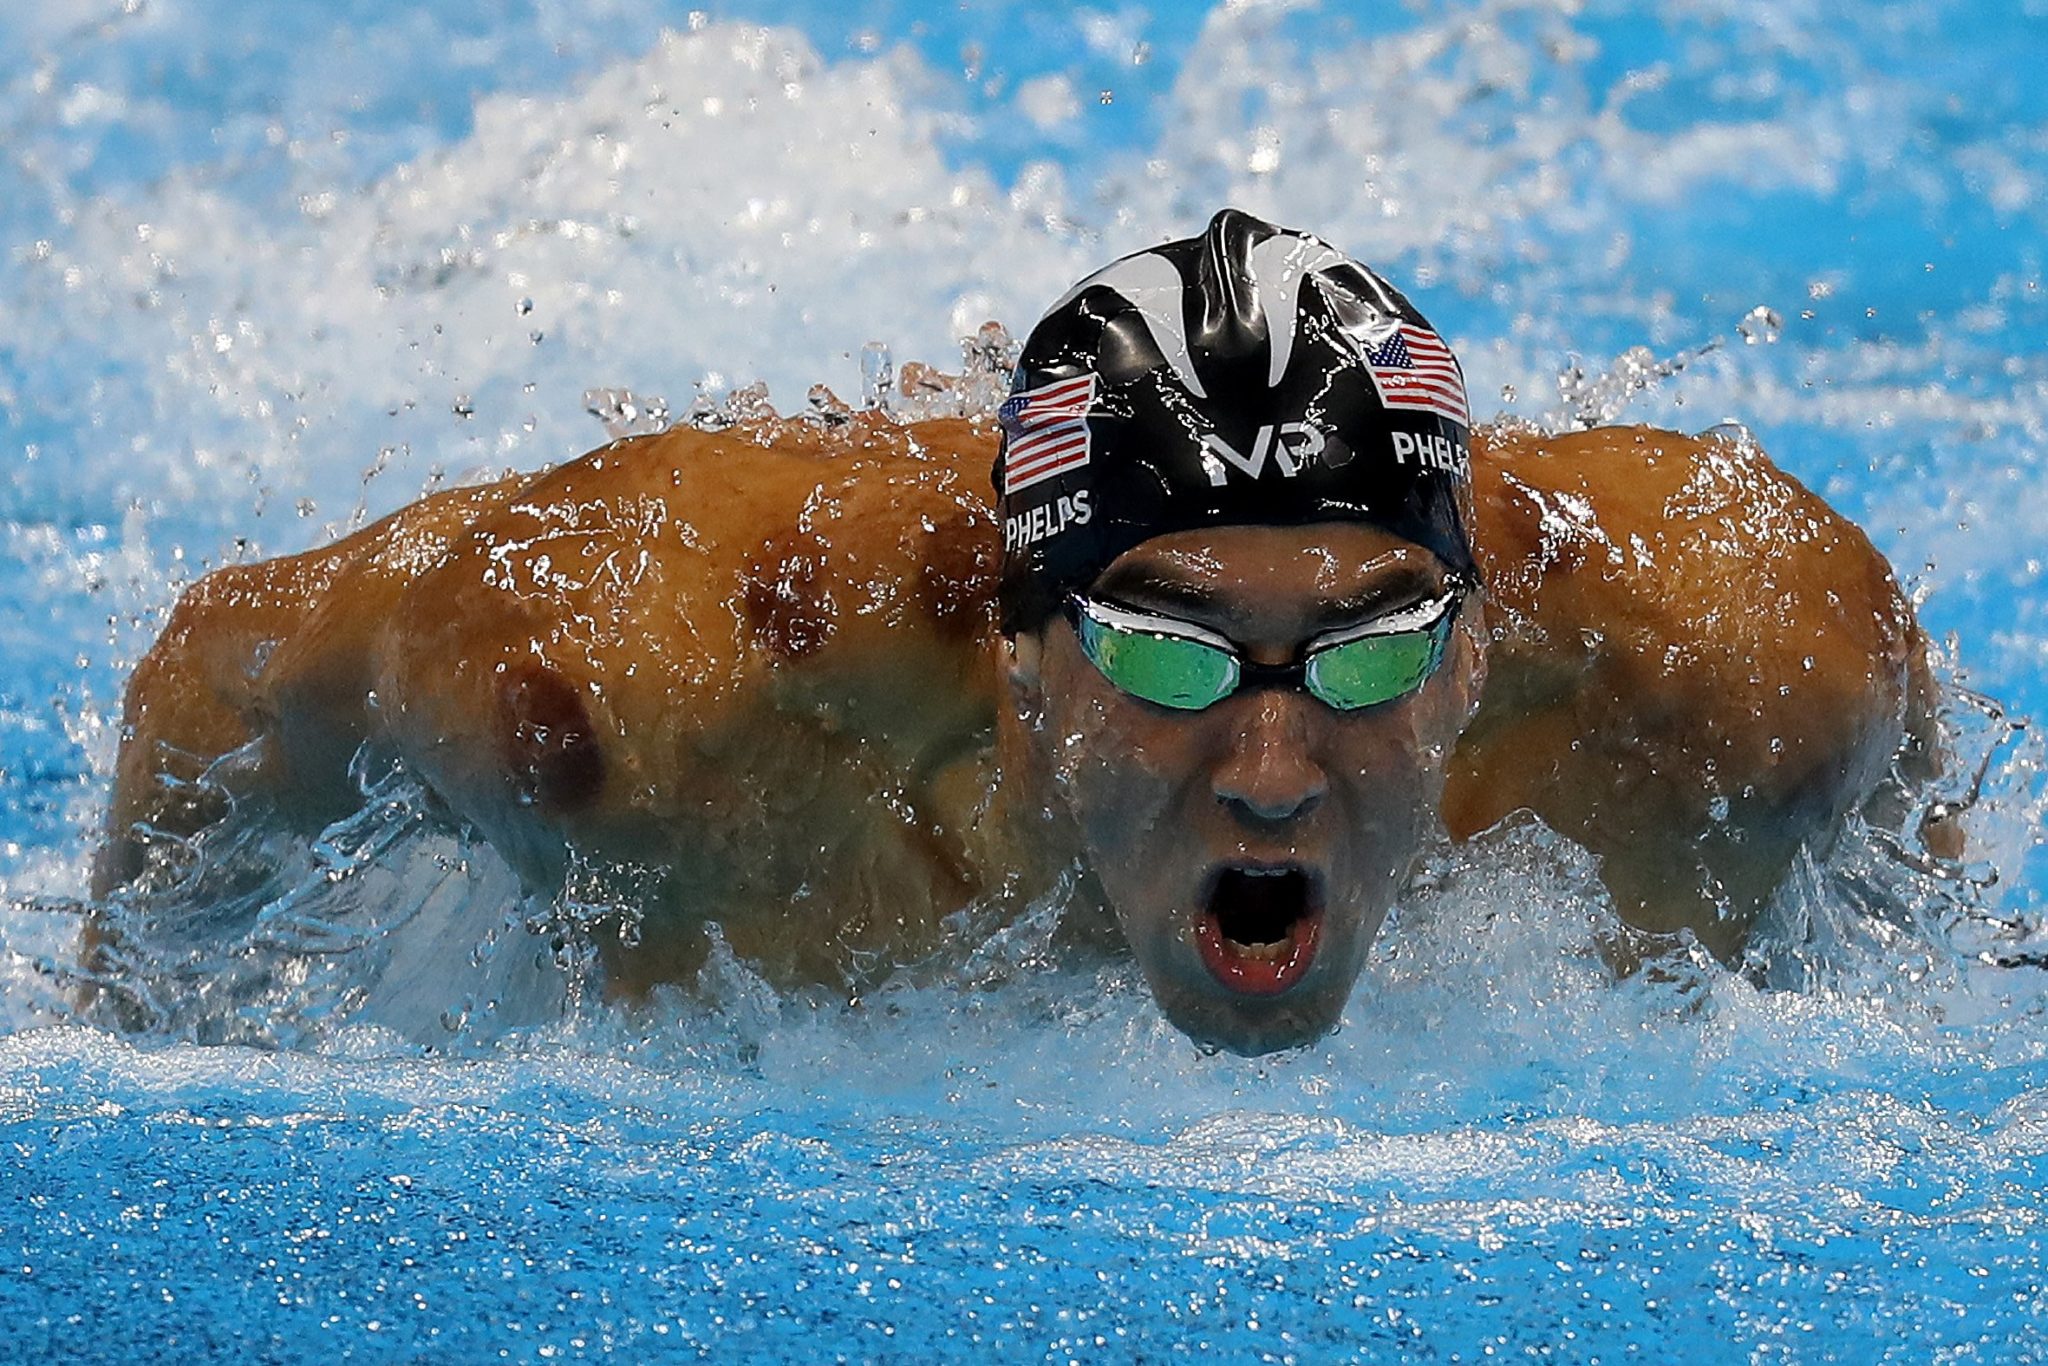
left=4, top=0, right=2048, bottom=1358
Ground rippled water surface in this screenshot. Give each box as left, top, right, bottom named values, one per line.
left=3, top=0, right=2047, bottom=1359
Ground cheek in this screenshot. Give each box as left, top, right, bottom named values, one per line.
left=1040, top=670, right=1192, bottom=857
left=1051, top=699, right=1171, bottom=833
left=1340, top=718, right=1452, bottom=805
left=1349, top=664, right=1470, bottom=781
left=1326, top=696, right=1462, bottom=858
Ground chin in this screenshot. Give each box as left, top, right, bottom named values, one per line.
left=1154, top=980, right=1351, bottom=1057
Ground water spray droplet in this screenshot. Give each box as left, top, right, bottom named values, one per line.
left=583, top=388, right=670, bottom=439
left=807, top=385, right=852, bottom=424
left=1737, top=306, right=1782, bottom=345
left=860, top=342, right=894, bottom=411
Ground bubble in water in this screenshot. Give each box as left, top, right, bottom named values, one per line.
left=854, top=324, right=1021, bottom=421
left=958, top=321, right=1018, bottom=414
left=1247, top=127, right=1282, bottom=175
left=966, top=320, right=1016, bottom=373
left=1554, top=342, right=1715, bottom=428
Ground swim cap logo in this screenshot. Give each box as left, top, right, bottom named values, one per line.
left=1199, top=423, right=1326, bottom=486
left=1039, top=254, right=1207, bottom=397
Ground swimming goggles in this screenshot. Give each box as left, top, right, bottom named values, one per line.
left=1065, top=586, right=1463, bottom=713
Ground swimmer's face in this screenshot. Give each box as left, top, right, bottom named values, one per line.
left=1008, top=523, right=1484, bottom=1056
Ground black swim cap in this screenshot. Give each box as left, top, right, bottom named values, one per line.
left=994, top=208, right=1476, bottom=634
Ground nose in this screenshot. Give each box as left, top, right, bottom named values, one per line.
left=1211, top=691, right=1328, bottom=825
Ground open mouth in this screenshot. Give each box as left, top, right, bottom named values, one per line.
left=1193, top=864, right=1325, bottom=996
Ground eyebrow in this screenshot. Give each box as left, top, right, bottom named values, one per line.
left=1091, top=561, right=1445, bottom=636
left=1303, top=569, right=1447, bottom=631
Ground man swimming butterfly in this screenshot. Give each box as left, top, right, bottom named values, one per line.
left=92, top=211, right=1942, bottom=1055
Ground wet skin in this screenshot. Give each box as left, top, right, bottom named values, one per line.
left=1006, top=525, right=1483, bottom=1054
left=91, top=416, right=1940, bottom=1051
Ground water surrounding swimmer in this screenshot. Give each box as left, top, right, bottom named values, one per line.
left=2, top=1, right=2047, bottom=1359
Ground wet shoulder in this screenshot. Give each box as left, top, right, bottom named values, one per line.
left=397, top=414, right=1002, bottom=664
left=1465, top=421, right=1918, bottom=779
left=374, top=415, right=1004, bottom=818
left=1470, top=422, right=1908, bottom=652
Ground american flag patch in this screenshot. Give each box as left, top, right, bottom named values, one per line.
left=998, top=374, right=1096, bottom=493
left=1363, top=323, right=1469, bottom=427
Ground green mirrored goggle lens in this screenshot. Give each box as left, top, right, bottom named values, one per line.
left=1072, top=593, right=1457, bottom=712
left=1074, top=612, right=1238, bottom=710
left=1303, top=620, right=1449, bottom=710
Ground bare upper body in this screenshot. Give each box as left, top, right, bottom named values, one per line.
left=92, top=412, right=1932, bottom=1001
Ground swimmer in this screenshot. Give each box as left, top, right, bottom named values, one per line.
left=91, top=210, right=1941, bottom=1054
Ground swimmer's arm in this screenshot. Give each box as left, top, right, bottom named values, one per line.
left=1862, top=623, right=1965, bottom=862
left=93, top=476, right=526, bottom=898
left=1453, top=423, right=1939, bottom=960
left=93, top=555, right=327, bottom=898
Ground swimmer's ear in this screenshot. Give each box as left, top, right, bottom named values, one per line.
left=1450, top=597, right=1488, bottom=727
left=1003, top=630, right=1046, bottom=723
